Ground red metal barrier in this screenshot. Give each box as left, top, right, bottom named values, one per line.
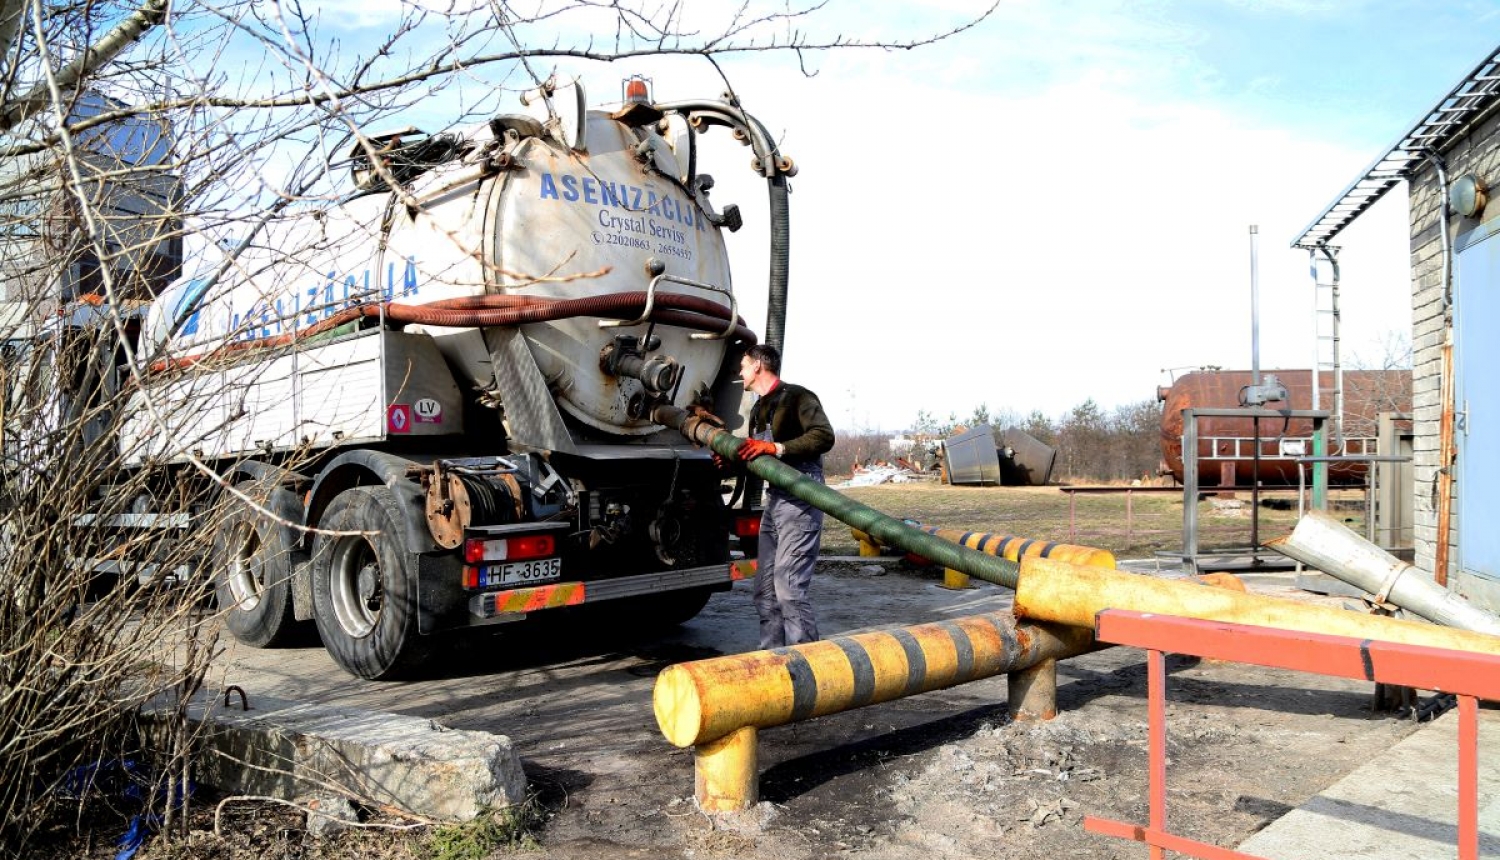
left=1084, top=609, right=1500, bottom=860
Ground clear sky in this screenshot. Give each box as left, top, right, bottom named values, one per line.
left=312, top=1, right=1500, bottom=432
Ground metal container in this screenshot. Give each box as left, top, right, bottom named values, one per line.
left=944, top=425, right=1001, bottom=486
left=1157, top=369, right=1410, bottom=486
left=999, top=426, right=1056, bottom=486
left=145, top=108, right=737, bottom=444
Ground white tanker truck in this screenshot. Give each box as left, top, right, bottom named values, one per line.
left=38, top=77, right=794, bottom=679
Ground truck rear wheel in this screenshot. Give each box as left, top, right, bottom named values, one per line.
left=311, top=486, right=430, bottom=680
left=212, top=482, right=304, bottom=647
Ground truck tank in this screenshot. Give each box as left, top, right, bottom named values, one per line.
left=1158, top=369, right=1411, bottom=486
left=141, top=101, right=743, bottom=456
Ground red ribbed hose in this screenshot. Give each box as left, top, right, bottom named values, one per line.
left=149, top=291, right=755, bottom=373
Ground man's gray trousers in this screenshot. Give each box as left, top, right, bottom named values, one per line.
left=754, top=484, right=824, bottom=649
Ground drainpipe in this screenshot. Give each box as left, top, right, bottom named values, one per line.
left=764, top=173, right=790, bottom=352
left=1423, top=148, right=1455, bottom=587
left=741, top=167, right=791, bottom=514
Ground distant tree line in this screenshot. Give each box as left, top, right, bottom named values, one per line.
left=826, top=399, right=1164, bottom=484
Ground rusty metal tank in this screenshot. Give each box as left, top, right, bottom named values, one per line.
left=1157, top=369, right=1411, bottom=486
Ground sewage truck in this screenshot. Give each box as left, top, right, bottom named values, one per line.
left=31, top=77, right=788, bottom=679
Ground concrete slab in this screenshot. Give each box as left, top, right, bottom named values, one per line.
left=1237, top=708, right=1500, bottom=858
left=148, top=692, right=526, bottom=821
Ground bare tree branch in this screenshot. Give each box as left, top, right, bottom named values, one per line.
left=0, top=0, right=167, bottom=134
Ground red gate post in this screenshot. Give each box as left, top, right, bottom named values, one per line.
left=1082, top=609, right=1500, bottom=860
left=1460, top=694, right=1478, bottom=860
left=1147, top=647, right=1166, bottom=860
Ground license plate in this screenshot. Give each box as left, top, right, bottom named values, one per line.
left=481, top=557, right=562, bottom=588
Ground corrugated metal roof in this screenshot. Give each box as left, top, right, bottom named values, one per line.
left=1292, top=45, right=1500, bottom=249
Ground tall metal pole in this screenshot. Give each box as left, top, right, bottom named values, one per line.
left=1250, top=226, right=1261, bottom=389
left=1183, top=410, right=1199, bottom=573
left=1249, top=226, right=1261, bottom=557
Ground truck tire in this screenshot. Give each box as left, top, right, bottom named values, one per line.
left=212, top=482, right=304, bottom=648
left=311, top=486, right=431, bottom=680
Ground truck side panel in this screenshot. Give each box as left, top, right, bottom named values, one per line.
left=120, top=330, right=463, bottom=465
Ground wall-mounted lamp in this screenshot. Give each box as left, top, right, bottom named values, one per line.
left=1450, top=173, right=1488, bottom=218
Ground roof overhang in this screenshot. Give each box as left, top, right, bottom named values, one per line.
left=1292, top=46, right=1500, bottom=249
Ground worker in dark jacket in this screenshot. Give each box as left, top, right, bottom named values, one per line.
left=736, top=344, right=835, bottom=648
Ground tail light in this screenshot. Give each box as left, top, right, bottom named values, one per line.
left=463, top=533, right=556, bottom=564
left=733, top=514, right=761, bottom=538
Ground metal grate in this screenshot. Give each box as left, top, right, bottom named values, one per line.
left=1292, top=46, right=1500, bottom=249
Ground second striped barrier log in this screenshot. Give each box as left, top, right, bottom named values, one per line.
left=653, top=612, right=1095, bottom=811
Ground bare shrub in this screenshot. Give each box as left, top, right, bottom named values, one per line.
left=825, top=430, right=892, bottom=476
left=0, top=0, right=997, bottom=853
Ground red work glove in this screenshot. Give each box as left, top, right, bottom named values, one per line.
left=737, top=438, right=780, bottom=461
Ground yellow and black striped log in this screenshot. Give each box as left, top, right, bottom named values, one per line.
left=852, top=525, right=1115, bottom=570
left=654, top=612, right=1094, bottom=749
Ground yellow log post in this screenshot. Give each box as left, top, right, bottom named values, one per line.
left=694, top=726, right=759, bottom=812
left=942, top=569, right=972, bottom=590
left=1016, top=558, right=1500, bottom=657
left=1007, top=658, right=1057, bottom=721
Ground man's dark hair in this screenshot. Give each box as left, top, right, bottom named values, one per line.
left=745, top=344, right=781, bottom=375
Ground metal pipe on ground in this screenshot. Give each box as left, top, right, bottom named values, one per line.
left=1264, top=509, right=1500, bottom=635
left=1015, top=557, right=1500, bottom=657
left=654, top=614, right=1094, bottom=811
left=651, top=405, right=1021, bottom=589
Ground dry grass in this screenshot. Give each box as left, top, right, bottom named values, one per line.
left=819, top=482, right=1366, bottom=561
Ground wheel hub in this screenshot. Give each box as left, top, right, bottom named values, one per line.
left=227, top=524, right=264, bottom=611
left=329, top=537, right=383, bottom=639
left=357, top=563, right=381, bottom=609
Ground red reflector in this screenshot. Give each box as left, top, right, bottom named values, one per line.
left=733, top=515, right=761, bottom=537
left=462, top=565, right=479, bottom=588
left=507, top=534, right=555, bottom=560
left=463, top=539, right=486, bottom=564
